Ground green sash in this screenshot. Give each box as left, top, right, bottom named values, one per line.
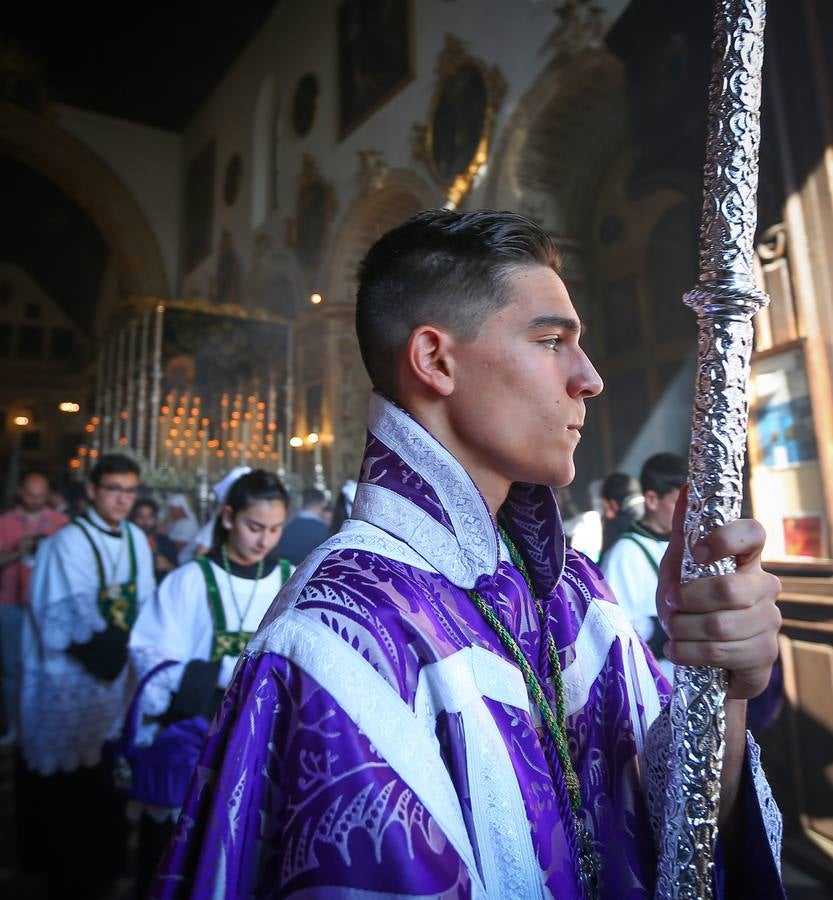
left=71, top=520, right=138, bottom=631
left=195, top=555, right=291, bottom=662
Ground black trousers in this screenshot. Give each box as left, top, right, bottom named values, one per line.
left=15, top=754, right=127, bottom=899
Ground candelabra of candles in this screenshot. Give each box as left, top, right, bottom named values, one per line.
left=70, top=303, right=289, bottom=488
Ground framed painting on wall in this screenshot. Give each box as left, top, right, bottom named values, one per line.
left=337, top=0, right=413, bottom=138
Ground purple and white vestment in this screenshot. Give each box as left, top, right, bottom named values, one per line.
left=153, top=393, right=784, bottom=899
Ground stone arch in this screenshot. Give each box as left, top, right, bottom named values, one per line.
left=325, top=169, right=438, bottom=307
left=486, top=47, right=627, bottom=242
left=251, top=75, right=277, bottom=228
left=0, top=102, right=170, bottom=335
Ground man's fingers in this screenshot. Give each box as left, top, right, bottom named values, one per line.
left=665, top=627, right=779, bottom=675
left=691, top=518, right=767, bottom=568
left=664, top=569, right=781, bottom=614
left=663, top=597, right=782, bottom=643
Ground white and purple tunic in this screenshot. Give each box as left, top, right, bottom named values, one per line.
left=154, top=393, right=784, bottom=899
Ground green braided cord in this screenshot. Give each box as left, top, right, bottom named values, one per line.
left=465, top=526, right=581, bottom=813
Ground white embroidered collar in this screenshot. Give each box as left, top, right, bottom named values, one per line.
left=352, top=393, right=565, bottom=592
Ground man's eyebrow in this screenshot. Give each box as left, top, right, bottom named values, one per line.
left=527, top=315, right=584, bottom=335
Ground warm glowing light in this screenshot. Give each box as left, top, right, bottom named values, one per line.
left=58, top=402, right=81, bottom=413
left=173, top=416, right=182, bottom=424
left=78, top=447, right=88, bottom=456
left=309, top=292, right=323, bottom=305
left=91, top=416, right=100, bottom=425
left=268, top=422, right=277, bottom=431
left=174, top=448, right=182, bottom=456
left=184, top=429, right=192, bottom=438
left=69, top=459, right=81, bottom=470
left=256, top=402, right=266, bottom=411
left=307, top=432, right=319, bottom=444
left=161, top=406, right=170, bottom=415
left=165, top=439, right=173, bottom=447
left=289, top=436, right=304, bottom=448
left=85, top=423, right=95, bottom=433
left=13, top=415, right=30, bottom=427
left=120, top=411, right=128, bottom=420
left=89, top=449, right=99, bottom=458
left=170, top=428, right=178, bottom=437
left=119, top=437, right=128, bottom=445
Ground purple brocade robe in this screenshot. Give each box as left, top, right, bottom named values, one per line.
left=153, top=393, right=785, bottom=899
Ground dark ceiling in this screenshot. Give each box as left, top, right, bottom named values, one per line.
left=2, top=1, right=280, bottom=131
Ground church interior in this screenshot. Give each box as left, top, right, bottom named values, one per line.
left=2, top=0, right=833, bottom=895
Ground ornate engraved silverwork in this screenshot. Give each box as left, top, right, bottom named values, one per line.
left=655, top=2, right=769, bottom=898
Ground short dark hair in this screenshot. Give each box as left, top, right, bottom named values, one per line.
left=355, top=209, right=561, bottom=397
left=212, top=469, right=290, bottom=551
left=132, top=497, right=159, bottom=517
left=301, top=487, right=326, bottom=509
left=640, top=453, right=687, bottom=498
left=601, top=472, right=641, bottom=506
left=89, top=454, right=141, bottom=486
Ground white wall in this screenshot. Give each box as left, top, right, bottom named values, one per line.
left=56, top=104, right=182, bottom=290
left=178, top=0, right=630, bottom=299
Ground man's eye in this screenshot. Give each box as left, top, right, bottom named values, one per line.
left=541, top=337, right=561, bottom=351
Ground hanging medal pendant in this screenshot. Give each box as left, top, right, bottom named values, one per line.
left=106, top=583, right=122, bottom=601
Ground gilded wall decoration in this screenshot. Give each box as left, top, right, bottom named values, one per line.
left=337, top=0, right=413, bottom=138
left=413, top=35, right=506, bottom=208
left=285, top=155, right=337, bottom=275
left=547, top=0, right=609, bottom=60
left=357, top=149, right=389, bottom=192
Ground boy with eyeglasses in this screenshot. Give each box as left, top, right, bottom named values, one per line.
left=17, top=454, right=155, bottom=899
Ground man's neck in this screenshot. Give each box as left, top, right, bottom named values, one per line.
left=90, top=506, right=124, bottom=531
left=638, top=515, right=670, bottom=537
left=19, top=505, right=46, bottom=522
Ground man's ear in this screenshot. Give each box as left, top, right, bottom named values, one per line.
left=404, top=326, right=456, bottom=397
left=643, top=489, right=659, bottom=512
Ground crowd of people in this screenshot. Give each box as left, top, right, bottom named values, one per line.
left=0, top=209, right=785, bottom=898
left=0, top=457, right=339, bottom=898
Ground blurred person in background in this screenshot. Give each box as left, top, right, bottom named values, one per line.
left=18, top=454, right=155, bottom=899
left=132, top=497, right=179, bottom=583
left=599, top=471, right=644, bottom=560
left=276, top=486, right=330, bottom=564
left=0, top=471, right=67, bottom=744
left=129, top=469, right=292, bottom=896
left=601, top=453, right=687, bottom=679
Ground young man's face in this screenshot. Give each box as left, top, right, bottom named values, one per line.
left=643, top=487, right=680, bottom=535
left=132, top=504, right=157, bottom=535
left=87, top=473, right=141, bottom=528
left=446, top=265, right=603, bottom=491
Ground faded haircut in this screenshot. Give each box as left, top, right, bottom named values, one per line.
left=355, top=209, right=561, bottom=398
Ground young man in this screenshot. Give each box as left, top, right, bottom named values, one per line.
left=0, top=471, right=67, bottom=742
left=154, top=211, right=784, bottom=899
left=132, top=497, right=180, bottom=582
left=18, top=453, right=155, bottom=898
left=602, top=453, right=686, bottom=678
left=275, top=486, right=331, bottom=564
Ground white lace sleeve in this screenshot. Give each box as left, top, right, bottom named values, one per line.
left=644, top=707, right=783, bottom=873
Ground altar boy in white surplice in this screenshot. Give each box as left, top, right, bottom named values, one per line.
left=18, top=453, right=155, bottom=899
